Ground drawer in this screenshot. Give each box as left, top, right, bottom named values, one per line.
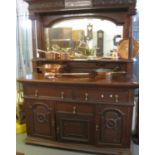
left=97, top=89, right=129, bottom=103
left=73, top=88, right=99, bottom=102
left=56, top=103, right=94, bottom=115
left=23, top=84, right=72, bottom=99
left=73, top=88, right=129, bottom=103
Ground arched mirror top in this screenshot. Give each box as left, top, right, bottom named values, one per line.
left=42, top=12, right=127, bottom=27
left=44, top=18, right=123, bottom=58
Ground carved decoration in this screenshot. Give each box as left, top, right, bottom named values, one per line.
left=32, top=102, right=51, bottom=124
left=29, top=1, right=64, bottom=10
left=105, top=118, right=117, bottom=129
left=102, top=109, right=122, bottom=129
left=100, top=108, right=124, bottom=144
left=36, top=112, right=47, bottom=123
left=93, top=0, right=135, bottom=5
left=25, top=0, right=136, bottom=13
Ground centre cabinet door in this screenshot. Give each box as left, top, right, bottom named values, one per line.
left=24, top=99, right=56, bottom=140
left=56, top=102, right=95, bottom=144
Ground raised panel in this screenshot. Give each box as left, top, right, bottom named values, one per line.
left=96, top=106, right=127, bottom=147
left=100, top=109, right=123, bottom=144
left=25, top=99, right=55, bottom=140
left=56, top=112, right=94, bottom=144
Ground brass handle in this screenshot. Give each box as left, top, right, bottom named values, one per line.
left=101, top=94, right=104, bottom=99
left=73, top=106, right=77, bottom=114
left=96, top=124, right=99, bottom=131
left=35, top=89, right=38, bottom=97
left=85, top=93, right=88, bottom=101
left=61, top=91, right=64, bottom=99
left=115, top=94, right=119, bottom=103
left=109, top=94, right=113, bottom=98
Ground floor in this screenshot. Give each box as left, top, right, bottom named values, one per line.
left=16, top=134, right=139, bottom=155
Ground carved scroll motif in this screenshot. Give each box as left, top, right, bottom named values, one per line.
left=93, top=0, right=135, bottom=5
left=29, top=1, right=64, bottom=10
left=100, top=108, right=124, bottom=144
left=36, top=112, right=47, bottom=123
left=32, top=103, right=50, bottom=124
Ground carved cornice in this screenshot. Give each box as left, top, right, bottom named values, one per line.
left=93, top=0, right=136, bottom=5
left=29, top=1, right=64, bottom=10
left=24, top=0, right=136, bottom=15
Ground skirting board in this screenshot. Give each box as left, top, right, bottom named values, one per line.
left=25, top=136, right=131, bottom=155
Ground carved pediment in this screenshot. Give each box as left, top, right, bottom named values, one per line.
left=24, top=0, right=136, bottom=15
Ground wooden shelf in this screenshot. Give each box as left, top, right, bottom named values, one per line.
left=32, top=58, right=133, bottom=63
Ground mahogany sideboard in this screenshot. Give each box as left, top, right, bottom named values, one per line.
left=17, top=0, right=139, bottom=154
left=17, top=74, right=138, bottom=154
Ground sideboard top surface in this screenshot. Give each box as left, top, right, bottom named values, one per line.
left=17, top=74, right=138, bottom=88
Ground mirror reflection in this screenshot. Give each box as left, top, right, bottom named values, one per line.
left=44, top=18, right=123, bottom=59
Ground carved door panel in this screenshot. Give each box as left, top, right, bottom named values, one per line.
left=25, top=99, right=55, bottom=140
left=96, top=105, right=129, bottom=147
left=56, top=112, right=94, bottom=144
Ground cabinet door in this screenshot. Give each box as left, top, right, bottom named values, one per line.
left=56, top=112, right=94, bottom=144
left=96, top=105, right=132, bottom=147
left=25, top=99, right=56, bottom=140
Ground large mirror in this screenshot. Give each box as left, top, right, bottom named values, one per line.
left=44, top=18, right=123, bottom=59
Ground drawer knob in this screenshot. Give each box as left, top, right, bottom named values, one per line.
left=101, top=94, right=104, bottom=99
left=73, top=106, right=77, bottom=114
left=61, top=91, right=64, bottom=99
left=109, top=94, right=113, bottom=98
left=115, top=94, right=119, bottom=103
left=85, top=93, right=88, bottom=101
left=35, top=89, right=38, bottom=97
left=96, top=124, right=99, bottom=131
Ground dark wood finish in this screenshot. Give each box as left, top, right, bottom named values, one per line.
left=18, top=0, right=139, bottom=154
left=31, top=58, right=133, bottom=75
left=18, top=76, right=137, bottom=150
left=25, top=136, right=131, bottom=155
left=24, top=99, right=56, bottom=140
left=56, top=112, right=94, bottom=144
left=18, top=75, right=137, bottom=153
left=25, top=0, right=136, bottom=16
left=96, top=105, right=133, bottom=147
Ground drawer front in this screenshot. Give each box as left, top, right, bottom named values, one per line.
left=23, top=84, right=72, bottom=99
left=56, top=102, right=94, bottom=115
left=73, top=88, right=129, bottom=103
left=23, top=84, right=129, bottom=104
left=97, top=89, right=129, bottom=103
left=73, top=88, right=99, bottom=102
